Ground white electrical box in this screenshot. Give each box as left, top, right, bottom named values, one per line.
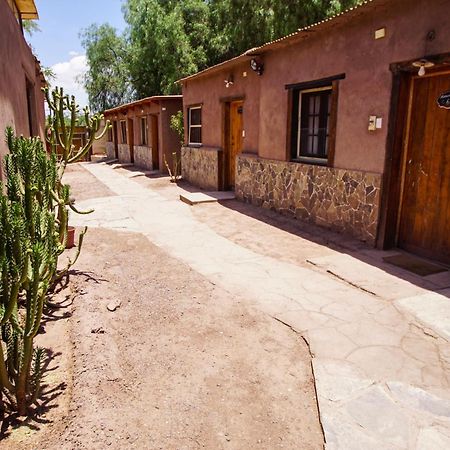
left=375, top=27, right=386, bottom=39
left=368, top=116, right=382, bottom=131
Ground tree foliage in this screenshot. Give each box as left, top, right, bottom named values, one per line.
left=22, top=20, right=40, bottom=37
left=123, top=0, right=198, bottom=97
left=80, top=24, right=133, bottom=112
left=81, top=0, right=358, bottom=109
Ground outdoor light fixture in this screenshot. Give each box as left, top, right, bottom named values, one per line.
left=224, top=75, right=234, bottom=88
left=250, top=58, right=264, bottom=75
left=412, top=59, right=435, bottom=76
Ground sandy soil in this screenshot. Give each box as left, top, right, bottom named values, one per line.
left=1, top=165, right=324, bottom=449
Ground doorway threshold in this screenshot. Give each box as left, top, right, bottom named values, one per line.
left=180, top=191, right=235, bottom=206
left=383, top=252, right=448, bottom=277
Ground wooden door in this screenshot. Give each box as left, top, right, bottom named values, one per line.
left=113, top=121, right=118, bottom=158
left=150, top=115, right=159, bottom=170
left=227, top=100, right=244, bottom=188
left=398, top=70, right=450, bottom=263
left=127, top=118, right=134, bottom=163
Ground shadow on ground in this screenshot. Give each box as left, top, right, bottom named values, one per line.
left=218, top=198, right=450, bottom=298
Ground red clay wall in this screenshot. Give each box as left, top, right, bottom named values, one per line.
left=159, top=99, right=183, bottom=174
left=182, top=60, right=261, bottom=154
left=0, top=0, right=45, bottom=179
left=104, top=98, right=183, bottom=173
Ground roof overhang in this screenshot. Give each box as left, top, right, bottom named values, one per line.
left=15, top=0, right=39, bottom=19
left=104, top=95, right=183, bottom=115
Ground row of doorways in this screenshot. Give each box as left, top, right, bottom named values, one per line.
left=111, top=115, right=160, bottom=170
left=223, top=69, right=450, bottom=265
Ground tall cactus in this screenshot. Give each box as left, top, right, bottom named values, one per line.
left=0, top=88, right=108, bottom=415
left=0, top=131, right=60, bottom=414
left=43, top=86, right=110, bottom=282
left=43, top=86, right=110, bottom=170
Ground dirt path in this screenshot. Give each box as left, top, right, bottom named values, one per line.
left=2, top=167, right=324, bottom=449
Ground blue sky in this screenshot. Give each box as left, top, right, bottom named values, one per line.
left=29, top=0, right=126, bottom=107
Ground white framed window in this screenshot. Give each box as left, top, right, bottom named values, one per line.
left=188, top=106, right=202, bottom=145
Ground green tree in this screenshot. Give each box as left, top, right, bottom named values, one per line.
left=82, top=0, right=359, bottom=102
left=80, top=24, right=133, bottom=112
left=123, top=0, right=198, bottom=97
left=22, top=19, right=40, bottom=37
left=208, top=0, right=359, bottom=62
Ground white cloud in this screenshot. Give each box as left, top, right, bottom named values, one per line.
left=51, top=55, right=89, bottom=109
left=68, top=50, right=79, bottom=57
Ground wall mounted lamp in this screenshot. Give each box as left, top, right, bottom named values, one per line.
left=224, top=75, right=234, bottom=88
left=412, top=59, right=435, bottom=76
left=250, top=58, right=264, bottom=75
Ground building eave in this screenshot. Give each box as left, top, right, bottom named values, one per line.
left=104, top=95, right=183, bottom=115
left=15, top=0, right=39, bottom=19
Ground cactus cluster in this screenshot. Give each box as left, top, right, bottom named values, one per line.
left=44, top=86, right=109, bottom=169
left=0, top=130, right=62, bottom=414
left=0, top=87, right=110, bottom=416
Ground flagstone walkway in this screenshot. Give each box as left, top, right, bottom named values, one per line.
left=71, top=162, right=450, bottom=450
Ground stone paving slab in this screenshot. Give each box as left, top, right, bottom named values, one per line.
left=180, top=191, right=236, bottom=205
left=110, top=162, right=134, bottom=169
left=397, top=293, right=450, bottom=341
left=307, top=253, right=427, bottom=300
left=72, top=163, right=450, bottom=449
left=127, top=169, right=159, bottom=178
left=99, top=158, right=118, bottom=165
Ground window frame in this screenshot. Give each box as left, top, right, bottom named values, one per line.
left=140, top=116, right=148, bottom=146
left=287, top=74, right=343, bottom=167
left=120, top=120, right=127, bottom=144
left=296, top=85, right=332, bottom=163
left=188, top=105, right=202, bottom=146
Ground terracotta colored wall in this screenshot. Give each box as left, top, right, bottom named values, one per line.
left=181, top=0, right=450, bottom=175
left=0, top=0, right=45, bottom=179
left=182, top=61, right=261, bottom=153
left=159, top=99, right=183, bottom=174
left=92, top=118, right=107, bottom=155
left=104, top=98, right=183, bottom=173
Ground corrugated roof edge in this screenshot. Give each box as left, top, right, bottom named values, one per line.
left=104, top=95, right=183, bottom=114
left=177, top=0, right=379, bottom=84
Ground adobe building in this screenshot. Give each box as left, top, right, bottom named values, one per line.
left=104, top=96, right=183, bottom=174
left=0, top=0, right=46, bottom=179
left=179, top=0, right=450, bottom=264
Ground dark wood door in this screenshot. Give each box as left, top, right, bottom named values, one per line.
left=398, top=71, right=450, bottom=263
left=127, top=118, right=134, bottom=163
left=150, top=115, right=159, bottom=170
left=227, top=100, right=244, bottom=188
left=113, top=121, right=119, bottom=158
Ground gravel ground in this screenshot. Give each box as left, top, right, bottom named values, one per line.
left=1, top=165, right=323, bottom=449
